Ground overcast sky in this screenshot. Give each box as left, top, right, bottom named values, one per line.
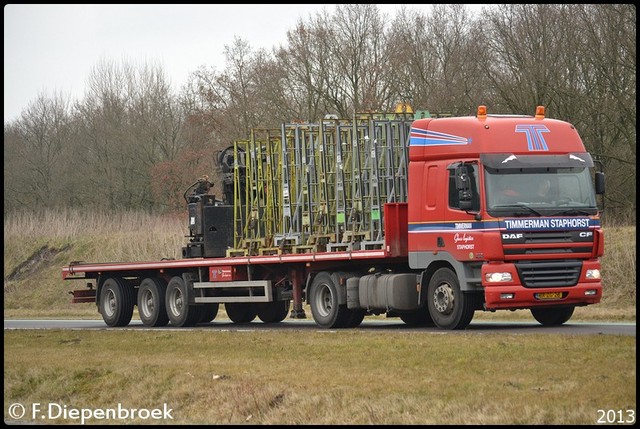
left=4, top=4, right=477, bottom=123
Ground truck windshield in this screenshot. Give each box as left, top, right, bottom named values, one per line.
left=484, top=167, right=598, bottom=216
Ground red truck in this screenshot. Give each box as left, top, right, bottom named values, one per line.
left=62, top=105, right=605, bottom=330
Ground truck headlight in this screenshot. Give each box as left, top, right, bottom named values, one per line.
left=586, top=269, right=601, bottom=280
left=485, top=272, right=512, bottom=283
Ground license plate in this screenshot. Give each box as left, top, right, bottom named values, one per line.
left=535, top=292, right=563, bottom=300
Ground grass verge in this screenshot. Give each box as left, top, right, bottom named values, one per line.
left=4, top=329, right=636, bottom=425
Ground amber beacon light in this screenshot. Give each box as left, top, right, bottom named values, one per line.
left=477, top=105, right=487, bottom=119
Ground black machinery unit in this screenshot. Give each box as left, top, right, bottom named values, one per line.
left=182, top=194, right=234, bottom=258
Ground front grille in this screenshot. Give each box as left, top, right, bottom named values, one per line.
left=501, top=230, right=594, bottom=255
left=515, top=260, right=582, bottom=288
left=521, top=231, right=574, bottom=243
left=504, top=246, right=593, bottom=255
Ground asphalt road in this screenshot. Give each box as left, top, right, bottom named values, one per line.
left=3, top=318, right=636, bottom=336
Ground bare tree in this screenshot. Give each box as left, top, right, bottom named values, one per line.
left=3, top=3, right=635, bottom=219
left=322, top=4, right=394, bottom=116
left=385, top=7, right=438, bottom=113
left=185, top=37, right=269, bottom=140
left=277, top=15, right=335, bottom=121
left=386, top=4, right=487, bottom=115
left=4, top=92, right=74, bottom=211
left=481, top=4, right=572, bottom=113
left=74, top=58, right=187, bottom=210
left=570, top=4, right=636, bottom=211
left=480, top=4, right=635, bottom=213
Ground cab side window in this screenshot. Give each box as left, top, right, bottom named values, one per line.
left=448, top=165, right=480, bottom=211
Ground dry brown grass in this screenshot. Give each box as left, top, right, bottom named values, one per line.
left=4, top=329, right=636, bottom=425
left=4, top=208, right=185, bottom=261
left=599, top=223, right=636, bottom=308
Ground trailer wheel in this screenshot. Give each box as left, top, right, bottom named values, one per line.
left=257, top=300, right=290, bottom=323
left=531, top=306, right=575, bottom=326
left=99, top=277, right=134, bottom=327
left=225, top=303, right=257, bottom=323
left=199, top=303, right=219, bottom=324
left=166, top=276, right=200, bottom=327
left=137, top=278, right=169, bottom=327
left=427, top=268, right=474, bottom=330
left=308, top=272, right=350, bottom=328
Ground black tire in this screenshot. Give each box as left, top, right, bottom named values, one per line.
left=165, top=276, right=200, bottom=327
left=225, top=303, right=257, bottom=323
left=198, top=303, right=220, bottom=324
left=531, top=306, right=575, bottom=326
left=99, top=277, right=135, bottom=327
left=257, top=300, right=290, bottom=323
left=399, top=306, right=435, bottom=327
left=308, top=272, right=350, bottom=328
left=344, top=309, right=366, bottom=328
left=426, top=268, right=475, bottom=330
left=137, top=277, right=169, bottom=327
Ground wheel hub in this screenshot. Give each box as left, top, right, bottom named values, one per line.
left=170, top=289, right=184, bottom=315
left=104, top=291, right=116, bottom=317
left=433, top=284, right=455, bottom=315
left=141, top=290, right=154, bottom=316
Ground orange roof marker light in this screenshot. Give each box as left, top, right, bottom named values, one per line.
left=535, top=105, right=545, bottom=119
left=477, top=105, right=487, bottom=119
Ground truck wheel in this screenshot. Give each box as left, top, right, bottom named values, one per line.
left=137, top=278, right=169, bottom=327
left=225, top=303, right=257, bottom=323
left=166, top=276, right=200, bottom=327
left=344, top=309, right=366, bottom=328
left=99, top=277, right=134, bottom=327
left=199, top=303, right=219, bottom=324
left=531, top=306, right=575, bottom=326
left=427, top=268, right=474, bottom=330
left=309, top=272, right=350, bottom=328
left=257, top=300, right=290, bottom=323
left=400, top=306, right=435, bottom=327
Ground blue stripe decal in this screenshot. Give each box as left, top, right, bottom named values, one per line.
left=408, top=221, right=500, bottom=233
left=408, top=218, right=600, bottom=233
left=409, top=128, right=470, bottom=147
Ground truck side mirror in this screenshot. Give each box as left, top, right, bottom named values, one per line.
left=459, top=198, right=472, bottom=210
left=455, top=165, right=473, bottom=209
left=595, top=171, right=605, bottom=195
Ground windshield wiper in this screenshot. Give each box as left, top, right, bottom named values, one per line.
left=492, top=204, right=543, bottom=216
left=552, top=209, right=592, bottom=216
